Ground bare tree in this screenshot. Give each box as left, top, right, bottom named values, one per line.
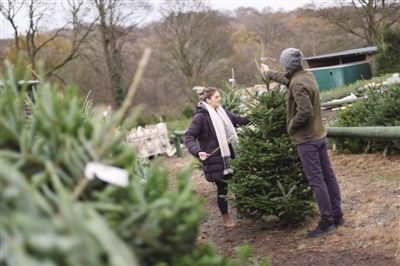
left=153, top=0, right=233, bottom=104
left=227, top=26, right=262, bottom=87
left=252, top=11, right=299, bottom=68
left=300, top=0, right=400, bottom=46
left=90, top=0, right=152, bottom=108
left=290, top=14, right=355, bottom=57
left=0, top=0, right=98, bottom=81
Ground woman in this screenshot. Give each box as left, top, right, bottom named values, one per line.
left=184, top=87, right=250, bottom=228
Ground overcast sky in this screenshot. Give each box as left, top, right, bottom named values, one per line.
left=1, top=0, right=314, bottom=39
left=209, top=0, right=313, bottom=12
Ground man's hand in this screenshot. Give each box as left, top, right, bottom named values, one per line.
left=261, top=64, right=270, bottom=74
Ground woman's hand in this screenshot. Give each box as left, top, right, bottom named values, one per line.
left=261, top=64, right=270, bottom=74
left=198, top=151, right=209, bottom=161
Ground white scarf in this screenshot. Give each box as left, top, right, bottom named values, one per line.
left=204, top=102, right=238, bottom=174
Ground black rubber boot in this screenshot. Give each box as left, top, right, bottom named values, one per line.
left=307, top=220, right=337, bottom=238
left=333, top=213, right=346, bottom=227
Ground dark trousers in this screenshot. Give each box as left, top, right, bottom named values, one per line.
left=297, top=136, right=342, bottom=222
left=215, top=174, right=231, bottom=215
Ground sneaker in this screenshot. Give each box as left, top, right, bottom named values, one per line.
left=333, top=213, right=346, bottom=227
left=307, top=220, right=337, bottom=238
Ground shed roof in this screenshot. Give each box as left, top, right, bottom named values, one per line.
left=303, top=46, right=377, bottom=61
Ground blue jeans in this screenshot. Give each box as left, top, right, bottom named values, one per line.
left=297, top=136, right=342, bottom=222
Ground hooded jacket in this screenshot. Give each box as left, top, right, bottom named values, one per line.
left=266, top=66, right=326, bottom=145
left=184, top=102, right=250, bottom=182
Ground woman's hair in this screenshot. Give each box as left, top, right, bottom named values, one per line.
left=198, top=87, right=218, bottom=102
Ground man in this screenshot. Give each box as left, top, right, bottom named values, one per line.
left=261, top=48, right=345, bottom=238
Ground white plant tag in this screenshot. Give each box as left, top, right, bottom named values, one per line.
left=84, top=162, right=129, bottom=187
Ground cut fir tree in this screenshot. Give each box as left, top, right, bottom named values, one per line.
left=226, top=87, right=315, bottom=227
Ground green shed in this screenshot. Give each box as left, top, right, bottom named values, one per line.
left=302, top=46, right=377, bottom=91
left=308, top=62, right=371, bottom=91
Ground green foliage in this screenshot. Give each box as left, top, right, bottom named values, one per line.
left=182, top=104, right=195, bottom=118
left=1, top=57, right=141, bottom=264
left=376, top=27, right=400, bottom=75
left=0, top=65, right=137, bottom=204
left=330, top=84, right=400, bottom=154
left=1, top=58, right=270, bottom=266
left=226, top=88, right=315, bottom=227
left=219, top=85, right=250, bottom=115
left=319, top=75, right=391, bottom=103
left=219, top=72, right=253, bottom=116
left=111, top=69, right=125, bottom=109
left=1, top=160, right=140, bottom=265
left=134, top=114, right=161, bottom=127
left=254, top=59, right=273, bottom=91
left=166, top=117, right=192, bottom=135
left=219, top=87, right=240, bottom=114
left=235, top=245, right=271, bottom=266
left=108, top=164, right=204, bottom=265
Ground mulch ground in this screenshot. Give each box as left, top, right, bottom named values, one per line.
left=161, top=108, right=400, bottom=265
left=162, top=148, right=400, bottom=266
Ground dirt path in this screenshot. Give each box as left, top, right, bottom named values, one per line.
left=162, top=149, right=400, bottom=265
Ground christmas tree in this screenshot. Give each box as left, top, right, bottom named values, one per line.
left=1, top=54, right=271, bottom=265
left=226, top=68, right=315, bottom=227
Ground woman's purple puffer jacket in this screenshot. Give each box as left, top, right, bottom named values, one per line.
left=184, top=102, right=250, bottom=182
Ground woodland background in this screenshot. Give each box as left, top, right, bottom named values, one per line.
left=1, top=2, right=400, bottom=264
left=1, top=0, right=400, bottom=119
